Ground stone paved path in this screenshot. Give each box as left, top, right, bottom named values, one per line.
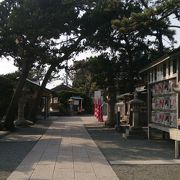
left=7, top=116, right=118, bottom=180
left=0, top=119, right=51, bottom=180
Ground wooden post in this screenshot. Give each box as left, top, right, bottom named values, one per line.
left=176, top=57, right=180, bottom=158
left=175, top=140, right=179, bottom=159
left=147, top=81, right=151, bottom=139
left=45, top=97, right=48, bottom=120
left=148, top=126, right=151, bottom=139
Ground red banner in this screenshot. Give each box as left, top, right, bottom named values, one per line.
left=94, top=98, right=103, bottom=122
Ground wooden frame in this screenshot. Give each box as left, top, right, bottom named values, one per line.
left=140, top=49, right=180, bottom=158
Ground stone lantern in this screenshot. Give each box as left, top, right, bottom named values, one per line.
left=128, top=92, right=144, bottom=127
left=172, top=82, right=180, bottom=93
left=14, top=87, right=34, bottom=126
left=68, top=98, right=74, bottom=115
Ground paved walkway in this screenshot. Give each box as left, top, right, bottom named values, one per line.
left=7, top=116, right=118, bottom=180
left=0, top=119, right=51, bottom=180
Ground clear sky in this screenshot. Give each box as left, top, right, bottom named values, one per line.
left=0, top=57, right=18, bottom=75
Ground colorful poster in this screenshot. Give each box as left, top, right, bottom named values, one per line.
left=151, top=79, right=177, bottom=127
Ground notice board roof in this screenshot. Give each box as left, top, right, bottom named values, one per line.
left=140, top=47, right=180, bottom=73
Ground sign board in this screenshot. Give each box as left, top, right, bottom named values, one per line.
left=94, top=91, right=101, bottom=99
left=94, top=90, right=103, bottom=104
left=170, top=128, right=180, bottom=141
left=73, top=100, right=79, bottom=105
left=53, top=97, right=58, bottom=103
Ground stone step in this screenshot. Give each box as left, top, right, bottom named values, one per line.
left=129, top=127, right=148, bottom=134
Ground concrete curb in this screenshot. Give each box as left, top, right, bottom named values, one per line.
left=0, top=131, right=10, bottom=139
left=110, top=159, right=180, bottom=165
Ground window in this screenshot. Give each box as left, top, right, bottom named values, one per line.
left=149, top=72, right=151, bottom=82
left=173, top=59, right=177, bottom=74
left=151, top=70, right=153, bottom=82
left=154, top=68, right=157, bottom=81
left=53, top=97, right=58, bottom=103
left=168, top=61, right=171, bottom=75
left=163, top=63, right=166, bottom=77
left=160, top=65, right=163, bottom=80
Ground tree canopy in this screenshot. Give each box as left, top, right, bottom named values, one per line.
left=0, top=0, right=89, bottom=129
left=72, top=0, right=180, bottom=125
left=0, top=0, right=179, bottom=128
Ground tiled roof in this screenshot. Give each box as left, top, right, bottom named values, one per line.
left=51, top=84, right=73, bottom=92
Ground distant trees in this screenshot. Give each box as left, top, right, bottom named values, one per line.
left=71, top=60, right=97, bottom=97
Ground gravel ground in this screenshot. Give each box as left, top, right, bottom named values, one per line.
left=85, top=123, right=180, bottom=180
left=0, top=119, right=52, bottom=180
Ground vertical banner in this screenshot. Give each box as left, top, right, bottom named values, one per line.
left=94, top=91, right=104, bottom=122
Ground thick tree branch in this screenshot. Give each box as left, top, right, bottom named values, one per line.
left=139, top=0, right=149, bottom=9
left=169, top=25, right=180, bottom=28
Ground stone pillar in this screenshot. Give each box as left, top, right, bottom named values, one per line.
left=132, top=104, right=140, bottom=127
left=129, top=92, right=144, bottom=128
left=14, top=93, right=27, bottom=126
left=14, top=91, right=34, bottom=126
left=17, top=97, right=26, bottom=124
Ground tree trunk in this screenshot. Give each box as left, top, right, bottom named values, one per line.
left=16, top=96, right=26, bottom=124
left=124, top=35, right=134, bottom=92
left=105, top=86, right=116, bottom=127
left=4, top=61, right=31, bottom=130
left=157, top=30, right=164, bottom=55
left=28, top=64, right=55, bottom=121
left=28, top=38, right=82, bottom=121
